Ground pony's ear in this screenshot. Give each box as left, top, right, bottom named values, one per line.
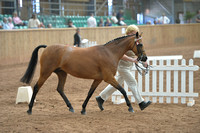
left=136, top=32, right=139, bottom=38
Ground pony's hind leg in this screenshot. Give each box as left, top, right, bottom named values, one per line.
left=27, top=73, right=51, bottom=115
left=54, top=69, right=74, bottom=113
left=81, top=79, right=102, bottom=115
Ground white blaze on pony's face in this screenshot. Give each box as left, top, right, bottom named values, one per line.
left=134, top=32, right=147, bottom=62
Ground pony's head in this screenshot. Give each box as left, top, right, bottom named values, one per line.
left=132, top=32, right=147, bottom=62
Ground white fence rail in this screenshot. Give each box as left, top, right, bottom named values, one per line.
left=81, top=39, right=97, bottom=48
left=112, top=58, right=199, bottom=106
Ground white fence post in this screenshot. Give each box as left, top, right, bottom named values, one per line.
left=152, top=60, right=157, bottom=103
left=173, top=59, right=179, bottom=104
left=181, top=59, right=186, bottom=104
left=166, top=60, right=171, bottom=103
left=159, top=59, right=164, bottom=103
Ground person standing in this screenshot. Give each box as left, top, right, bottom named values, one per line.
left=96, top=24, right=152, bottom=112
left=159, top=13, right=170, bottom=24
left=74, top=28, right=81, bottom=47
left=195, top=10, right=200, bottom=23
left=116, top=9, right=124, bottom=22
left=87, top=13, right=97, bottom=27
left=28, top=14, right=41, bottom=29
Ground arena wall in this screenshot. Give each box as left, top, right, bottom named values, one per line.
left=0, top=24, right=199, bottom=66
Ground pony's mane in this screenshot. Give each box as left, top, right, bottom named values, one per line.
left=104, top=34, right=134, bottom=46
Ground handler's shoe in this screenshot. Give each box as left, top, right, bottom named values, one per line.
left=139, top=101, right=152, bottom=110
left=96, top=96, right=104, bottom=111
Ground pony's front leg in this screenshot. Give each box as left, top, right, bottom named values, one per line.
left=81, top=80, right=102, bottom=115
left=108, top=79, right=134, bottom=112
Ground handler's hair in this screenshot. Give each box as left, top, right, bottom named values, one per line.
left=126, top=24, right=139, bottom=35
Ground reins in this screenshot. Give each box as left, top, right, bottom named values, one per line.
left=135, top=61, right=152, bottom=76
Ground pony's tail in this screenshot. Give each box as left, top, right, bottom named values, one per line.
left=20, top=45, right=47, bottom=84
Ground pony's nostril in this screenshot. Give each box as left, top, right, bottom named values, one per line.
left=141, top=56, right=147, bottom=62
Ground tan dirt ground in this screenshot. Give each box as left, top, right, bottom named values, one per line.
left=0, top=45, right=200, bottom=133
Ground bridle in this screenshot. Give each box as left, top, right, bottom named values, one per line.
left=133, top=34, right=152, bottom=75
left=133, top=35, right=146, bottom=62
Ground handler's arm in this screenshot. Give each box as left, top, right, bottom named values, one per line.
left=121, top=55, right=149, bottom=68
left=121, top=55, right=138, bottom=63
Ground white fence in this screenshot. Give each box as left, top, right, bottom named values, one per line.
left=81, top=39, right=97, bottom=48
left=112, top=57, right=199, bottom=106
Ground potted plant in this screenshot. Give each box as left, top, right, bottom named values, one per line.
left=184, top=11, right=195, bottom=23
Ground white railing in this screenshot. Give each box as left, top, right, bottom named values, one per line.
left=81, top=39, right=97, bottom=48
left=112, top=57, right=199, bottom=106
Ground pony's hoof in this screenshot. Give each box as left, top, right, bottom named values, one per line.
left=81, top=110, right=86, bottom=115
left=27, top=110, right=32, bottom=115
left=69, top=108, right=74, bottom=113
left=128, top=107, right=134, bottom=113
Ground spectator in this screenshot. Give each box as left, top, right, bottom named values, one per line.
left=8, top=17, right=14, bottom=29
left=47, top=23, right=52, bottom=28
left=28, top=14, right=41, bottom=28
left=68, top=20, right=76, bottom=28
left=0, top=17, right=10, bottom=30
left=98, top=18, right=104, bottom=27
left=158, top=13, right=170, bottom=24
left=13, top=12, right=26, bottom=26
left=74, top=28, right=81, bottom=47
left=40, top=22, right=45, bottom=28
left=118, top=17, right=126, bottom=26
left=156, top=19, right=162, bottom=25
left=111, top=12, right=118, bottom=24
left=178, top=13, right=184, bottom=24
left=104, top=17, right=112, bottom=26
left=195, top=10, right=200, bottom=23
left=87, top=13, right=97, bottom=27
left=146, top=20, right=152, bottom=25
left=153, top=20, right=157, bottom=25
left=116, top=9, right=124, bottom=22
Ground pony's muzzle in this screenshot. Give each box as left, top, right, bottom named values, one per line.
left=141, top=56, right=147, bottom=62
left=137, top=55, right=147, bottom=62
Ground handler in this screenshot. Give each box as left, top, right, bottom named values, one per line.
left=96, top=24, right=151, bottom=111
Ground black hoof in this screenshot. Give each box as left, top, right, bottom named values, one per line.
left=69, top=108, right=74, bottom=113
left=96, top=96, right=104, bottom=111
left=27, top=110, right=32, bottom=115
left=128, top=107, right=134, bottom=113
left=81, top=110, right=86, bottom=115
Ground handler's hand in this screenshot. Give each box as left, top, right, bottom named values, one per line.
left=142, top=61, right=148, bottom=68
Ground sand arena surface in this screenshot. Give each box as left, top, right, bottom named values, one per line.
left=0, top=45, right=200, bottom=133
